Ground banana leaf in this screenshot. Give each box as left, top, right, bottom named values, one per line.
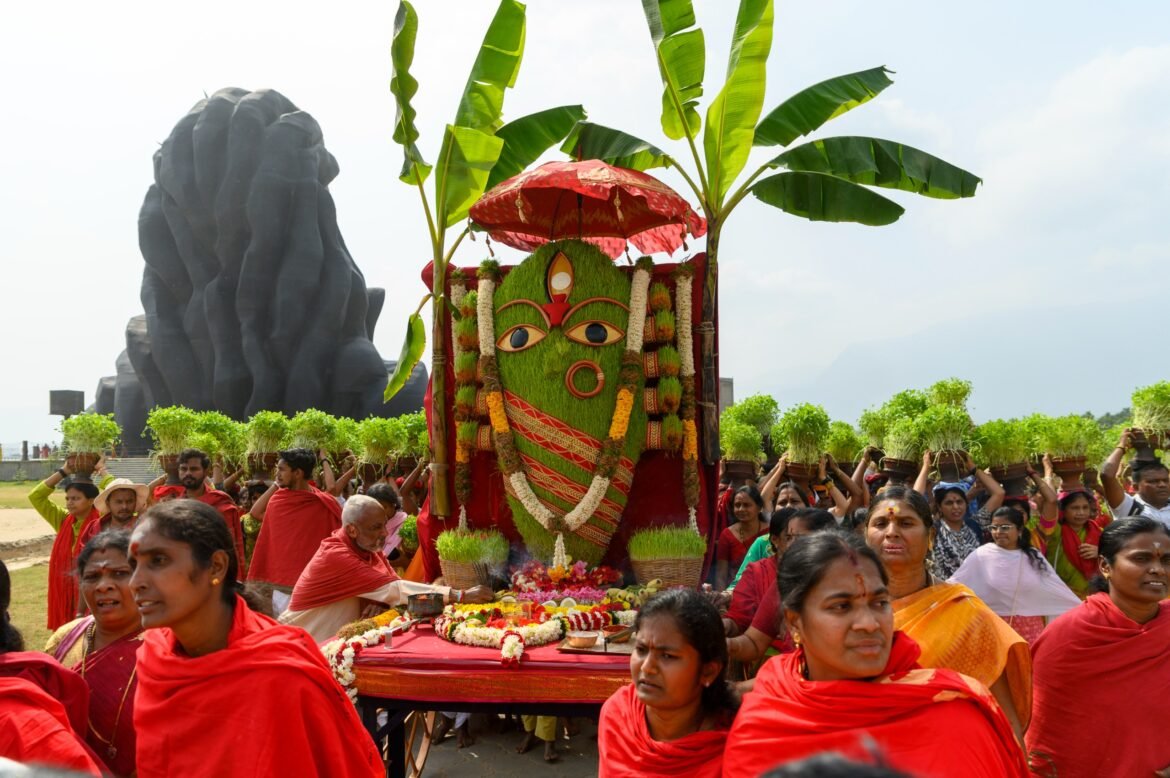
left=437, top=124, right=505, bottom=228
left=704, top=0, right=773, bottom=205
left=453, top=0, right=526, bottom=133
left=560, top=121, right=673, bottom=171
left=641, top=0, right=705, bottom=140
left=754, top=67, right=894, bottom=148
left=752, top=171, right=904, bottom=225
left=390, top=1, right=431, bottom=184
left=487, top=105, right=587, bottom=189
left=384, top=313, right=426, bottom=401
left=767, top=136, right=981, bottom=199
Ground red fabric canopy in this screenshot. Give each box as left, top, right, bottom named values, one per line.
left=469, top=160, right=705, bottom=258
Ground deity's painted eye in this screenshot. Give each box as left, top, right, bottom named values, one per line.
left=496, top=324, right=547, bottom=352
left=565, top=320, right=624, bottom=347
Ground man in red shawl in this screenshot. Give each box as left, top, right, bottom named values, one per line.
left=281, top=495, right=491, bottom=642
left=248, top=448, right=343, bottom=615
left=180, top=448, right=247, bottom=573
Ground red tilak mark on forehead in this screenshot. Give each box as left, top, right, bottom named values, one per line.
left=855, top=573, right=868, bottom=599
left=845, top=548, right=860, bottom=567
left=129, top=542, right=139, bottom=555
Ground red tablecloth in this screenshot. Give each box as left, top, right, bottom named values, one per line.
left=354, top=626, right=630, bottom=705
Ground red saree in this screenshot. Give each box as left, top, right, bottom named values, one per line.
left=598, top=682, right=728, bottom=778
left=0, top=676, right=101, bottom=775
left=723, top=633, right=1028, bottom=778
left=52, top=616, right=142, bottom=777
left=197, top=489, right=247, bottom=577
left=288, top=527, right=398, bottom=612
left=133, top=595, right=383, bottom=777
left=725, top=557, right=777, bottom=632
left=1026, top=594, right=1170, bottom=777
left=47, top=507, right=100, bottom=629
left=247, top=487, right=342, bottom=589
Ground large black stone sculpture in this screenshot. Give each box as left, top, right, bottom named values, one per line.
left=94, top=88, right=426, bottom=452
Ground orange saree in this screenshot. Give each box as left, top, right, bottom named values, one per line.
left=893, top=582, right=1032, bottom=729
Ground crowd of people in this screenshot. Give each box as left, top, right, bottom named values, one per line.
left=1, top=427, right=1167, bottom=776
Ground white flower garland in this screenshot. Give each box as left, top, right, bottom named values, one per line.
left=626, top=266, right=651, bottom=354
left=435, top=605, right=637, bottom=665
left=322, top=615, right=412, bottom=704
left=477, top=276, right=496, bottom=357
left=675, top=270, right=694, bottom=378
left=449, top=280, right=467, bottom=364
left=482, top=264, right=651, bottom=539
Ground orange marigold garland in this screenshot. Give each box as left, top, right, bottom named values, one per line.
left=674, top=263, right=700, bottom=531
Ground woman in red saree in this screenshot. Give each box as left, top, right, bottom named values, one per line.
left=46, top=530, right=142, bottom=777
left=128, top=500, right=384, bottom=777
left=598, top=589, right=735, bottom=778
left=1026, top=517, right=1170, bottom=777
left=724, top=531, right=1028, bottom=778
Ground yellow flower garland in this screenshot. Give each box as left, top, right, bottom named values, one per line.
left=486, top=391, right=509, bottom=434
left=607, top=388, right=635, bottom=440
left=683, top=419, right=698, bottom=460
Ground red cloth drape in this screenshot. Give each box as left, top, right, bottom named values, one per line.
left=288, top=528, right=398, bottom=612
left=197, top=490, right=247, bottom=577
left=726, top=557, right=776, bottom=631
left=247, top=487, right=342, bottom=589
left=722, top=633, right=1028, bottom=778
left=0, top=651, right=91, bottom=738
left=0, top=676, right=101, bottom=775
left=598, top=682, right=727, bottom=778
left=47, top=507, right=99, bottom=629
left=133, top=596, right=383, bottom=777
left=1026, top=594, right=1170, bottom=777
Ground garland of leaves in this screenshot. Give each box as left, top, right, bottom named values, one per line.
left=450, top=269, right=477, bottom=530
left=675, top=263, right=700, bottom=532
left=477, top=258, right=651, bottom=553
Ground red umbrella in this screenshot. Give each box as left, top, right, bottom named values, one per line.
left=469, top=159, right=706, bottom=258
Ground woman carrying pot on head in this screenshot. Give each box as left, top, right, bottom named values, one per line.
left=949, top=507, right=1080, bottom=645
left=723, top=531, right=1028, bottom=778
left=128, top=500, right=383, bottom=777
left=597, top=589, right=736, bottom=778
left=864, top=486, right=1031, bottom=743
left=913, top=450, right=1005, bottom=579
left=1026, top=518, right=1170, bottom=777
left=45, top=530, right=144, bottom=777
left=715, top=485, right=769, bottom=591
left=733, top=468, right=813, bottom=585
left=1038, top=488, right=1112, bottom=599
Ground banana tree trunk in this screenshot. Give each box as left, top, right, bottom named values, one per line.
left=429, top=261, right=452, bottom=518
left=700, top=226, right=720, bottom=465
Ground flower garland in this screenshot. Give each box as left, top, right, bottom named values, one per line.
left=478, top=257, right=651, bottom=551
left=322, top=610, right=411, bottom=704
left=510, top=559, right=622, bottom=591
left=435, top=603, right=637, bottom=665
left=674, top=263, right=701, bottom=532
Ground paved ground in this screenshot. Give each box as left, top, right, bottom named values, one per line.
left=421, top=715, right=600, bottom=777
left=0, top=508, right=53, bottom=570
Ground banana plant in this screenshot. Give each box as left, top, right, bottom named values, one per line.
left=385, top=0, right=586, bottom=516
left=562, top=0, right=980, bottom=463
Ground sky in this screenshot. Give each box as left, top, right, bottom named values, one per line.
left=2, top=0, right=1168, bottom=446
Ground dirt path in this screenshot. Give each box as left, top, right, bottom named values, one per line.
left=0, top=508, right=53, bottom=569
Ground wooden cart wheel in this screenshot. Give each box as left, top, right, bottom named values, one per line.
left=402, top=711, right=435, bottom=777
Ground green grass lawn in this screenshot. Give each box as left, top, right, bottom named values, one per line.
left=8, top=563, right=51, bottom=650
left=0, top=480, right=65, bottom=510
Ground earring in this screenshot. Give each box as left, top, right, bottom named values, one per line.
left=791, top=631, right=801, bottom=646
left=212, top=578, right=221, bottom=586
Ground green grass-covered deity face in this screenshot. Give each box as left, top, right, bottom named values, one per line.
left=492, top=240, right=646, bottom=564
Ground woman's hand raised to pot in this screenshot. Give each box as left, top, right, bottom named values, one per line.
left=963, top=451, right=977, bottom=473
left=922, top=450, right=933, bottom=468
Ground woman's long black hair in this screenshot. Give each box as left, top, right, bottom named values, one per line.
left=0, top=559, right=24, bottom=653
left=635, top=589, right=738, bottom=716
